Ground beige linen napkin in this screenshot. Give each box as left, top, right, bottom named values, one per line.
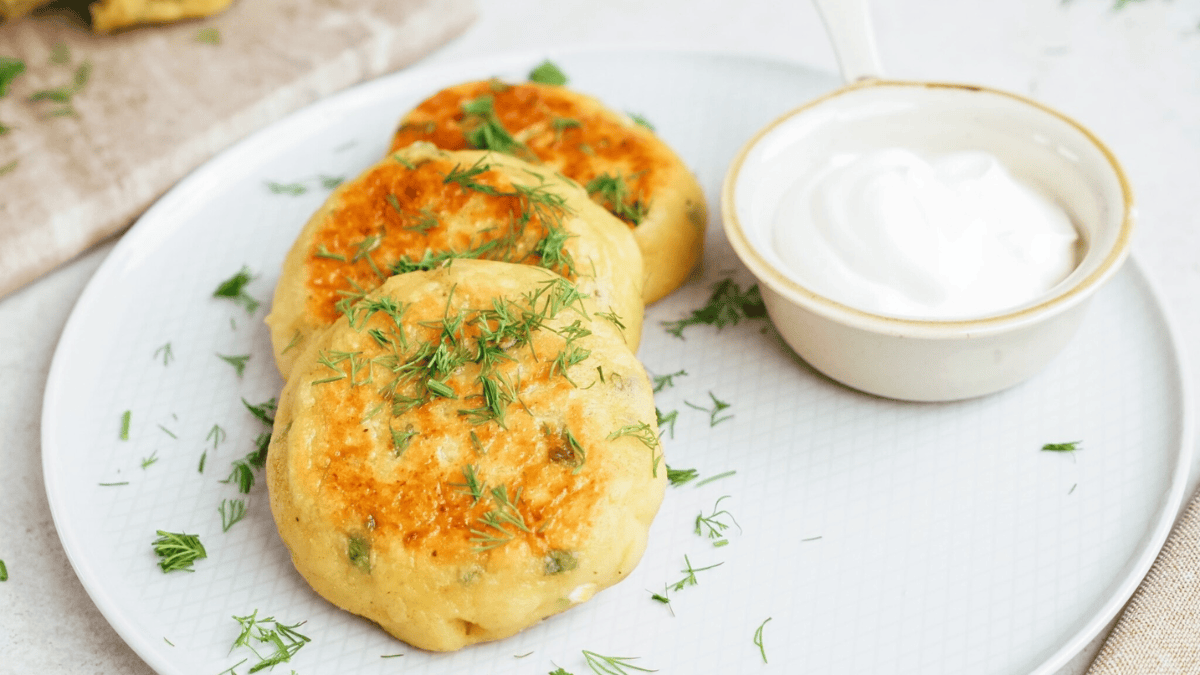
left=0, top=0, right=474, bottom=298
left=1088, top=493, right=1200, bottom=674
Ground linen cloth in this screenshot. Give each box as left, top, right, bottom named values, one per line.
left=0, top=0, right=475, bottom=297
left=1089, top=494, right=1200, bottom=675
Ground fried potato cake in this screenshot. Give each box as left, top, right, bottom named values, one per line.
left=90, top=0, right=234, bottom=33
left=266, top=143, right=644, bottom=378
left=389, top=79, right=707, bottom=304
left=267, top=261, right=666, bottom=652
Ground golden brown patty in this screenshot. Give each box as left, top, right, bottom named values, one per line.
left=390, top=80, right=707, bottom=304
left=90, top=0, right=234, bottom=32
left=267, top=261, right=666, bottom=652
left=266, top=143, right=644, bottom=378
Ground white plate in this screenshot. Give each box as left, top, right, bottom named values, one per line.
left=43, top=49, right=1193, bottom=675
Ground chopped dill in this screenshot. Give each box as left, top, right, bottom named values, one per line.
left=582, top=650, right=657, bottom=674
left=219, top=498, right=247, bottom=532
left=460, top=95, right=532, bottom=158
left=141, top=451, right=159, bottom=469
left=695, top=495, right=741, bottom=546
left=655, top=408, right=678, bottom=438
left=157, top=424, right=177, bottom=438
left=217, top=353, right=251, bottom=377
left=228, top=610, right=311, bottom=672
left=242, top=397, right=277, bottom=426
left=99, top=481, right=129, bottom=486
left=753, top=617, right=772, bottom=664
left=694, top=470, right=737, bottom=487
left=685, top=391, right=733, bottom=426
left=628, top=112, right=656, bottom=132
left=651, top=369, right=687, bottom=392
left=0, top=56, right=26, bottom=97
left=319, top=174, right=344, bottom=189
left=667, top=554, right=722, bottom=593
left=585, top=172, right=648, bottom=226
left=154, top=342, right=174, bottom=365
left=663, top=277, right=766, bottom=338
left=213, top=266, right=260, bottom=313
left=265, top=181, right=306, bottom=195
left=151, top=530, right=207, bottom=573
left=120, top=410, right=131, bottom=440
left=666, top=465, right=698, bottom=487
left=528, top=59, right=568, bottom=85
left=1042, top=440, right=1082, bottom=453
left=195, top=27, right=221, bottom=44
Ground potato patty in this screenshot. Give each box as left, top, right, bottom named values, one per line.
left=267, top=261, right=666, bottom=651
left=390, top=79, right=707, bottom=304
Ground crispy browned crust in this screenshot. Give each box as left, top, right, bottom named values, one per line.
left=268, top=261, right=665, bottom=651
left=390, top=80, right=707, bottom=304
left=89, top=0, right=234, bottom=33
left=266, top=144, right=644, bottom=378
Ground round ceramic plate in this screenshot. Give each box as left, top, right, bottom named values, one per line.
left=42, top=49, right=1193, bottom=675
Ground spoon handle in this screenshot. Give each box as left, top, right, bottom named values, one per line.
left=811, top=0, right=884, bottom=83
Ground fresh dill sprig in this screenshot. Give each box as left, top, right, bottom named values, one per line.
left=154, top=342, right=174, bottom=365
left=585, top=173, right=648, bottom=226
left=213, top=266, right=260, bottom=313
left=219, top=499, right=248, bottom=532
left=141, top=451, right=159, bottom=469
left=655, top=408, right=678, bottom=439
left=242, top=397, right=277, bottom=426
left=695, top=495, right=741, bottom=547
left=1042, top=440, right=1082, bottom=452
left=651, top=369, right=687, bottom=392
left=451, top=464, right=486, bottom=505
left=460, top=95, right=533, bottom=159
left=151, top=530, right=207, bottom=573
left=120, top=410, right=131, bottom=440
left=217, top=353, right=251, bottom=377
left=581, top=650, right=657, bottom=674
left=685, top=391, right=733, bottom=426
left=528, top=59, right=568, bottom=85
left=694, top=469, right=737, bottom=487
left=607, top=422, right=662, bottom=476
left=663, top=277, right=767, bottom=339
left=470, top=485, right=530, bottom=551
left=228, top=610, right=311, bottom=673
left=666, top=465, right=698, bottom=487
left=221, top=459, right=255, bottom=494
left=753, top=617, right=772, bottom=664
left=667, top=554, right=722, bottom=593
left=157, top=424, right=177, bottom=438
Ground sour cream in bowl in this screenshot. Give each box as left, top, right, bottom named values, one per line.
left=722, top=79, right=1134, bottom=401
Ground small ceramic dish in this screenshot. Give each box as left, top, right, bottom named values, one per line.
left=722, top=78, right=1134, bottom=401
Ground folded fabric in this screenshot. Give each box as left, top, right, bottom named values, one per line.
left=0, top=0, right=475, bottom=298
left=1088, top=492, right=1200, bottom=674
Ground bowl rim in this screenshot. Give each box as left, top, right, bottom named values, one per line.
left=721, top=77, right=1135, bottom=339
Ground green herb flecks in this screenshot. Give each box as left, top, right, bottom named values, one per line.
left=99, top=481, right=129, bottom=486
left=470, top=485, right=531, bottom=551
left=219, top=499, right=247, bottom=532
left=666, top=465, right=698, bottom=487
left=157, top=423, right=177, bottom=439
left=390, top=424, right=418, bottom=457
left=0, top=56, right=26, bottom=97
left=120, top=410, right=131, bottom=440
left=656, top=408, right=678, bottom=439
left=582, top=650, right=657, bottom=674
left=221, top=459, right=255, bottom=494
left=628, top=112, right=656, bottom=132
left=213, top=266, right=260, bottom=313
left=544, top=549, right=578, bottom=575
left=753, top=617, right=772, bottom=664
left=460, top=95, right=533, bottom=159
left=194, top=27, right=221, bottom=44
left=217, top=353, right=251, bottom=377
left=0, top=559, right=7, bottom=582
left=585, top=173, right=648, bottom=226
left=528, top=59, right=568, bottom=86
left=451, top=464, right=486, bottom=505
left=265, top=181, right=306, bottom=195
left=319, top=174, right=344, bottom=189
left=663, top=277, right=767, bottom=338
left=694, top=470, right=737, bottom=488
left=29, top=60, right=91, bottom=118
left=141, top=451, right=159, bottom=469
left=151, top=530, right=207, bottom=573
left=651, top=369, right=686, bottom=392
left=242, top=397, right=277, bottom=426
left=668, top=554, right=722, bottom=593
left=228, top=610, right=311, bottom=673
left=1042, top=440, right=1081, bottom=453
left=0, top=159, right=16, bottom=176
left=695, top=495, right=740, bottom=547
left=685, top=391, right=733, bottom=427
left=154, top=342, right=174, bottom=365
left=315, top=244, right=346, bottom=261
left=347, top=534, right=371, bottom=573
left=607, top=422, right=661, bottom=477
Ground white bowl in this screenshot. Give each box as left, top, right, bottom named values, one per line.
left=723, top=79, right=1134, bottom=401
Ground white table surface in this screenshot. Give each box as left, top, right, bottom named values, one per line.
left=3, top=1, right=1197, bottom=673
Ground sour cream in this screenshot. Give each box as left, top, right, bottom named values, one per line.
left=772, top=149, right=1080, bottom=319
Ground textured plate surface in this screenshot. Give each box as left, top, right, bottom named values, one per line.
left=42, top=50, right=1192, bottom=675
